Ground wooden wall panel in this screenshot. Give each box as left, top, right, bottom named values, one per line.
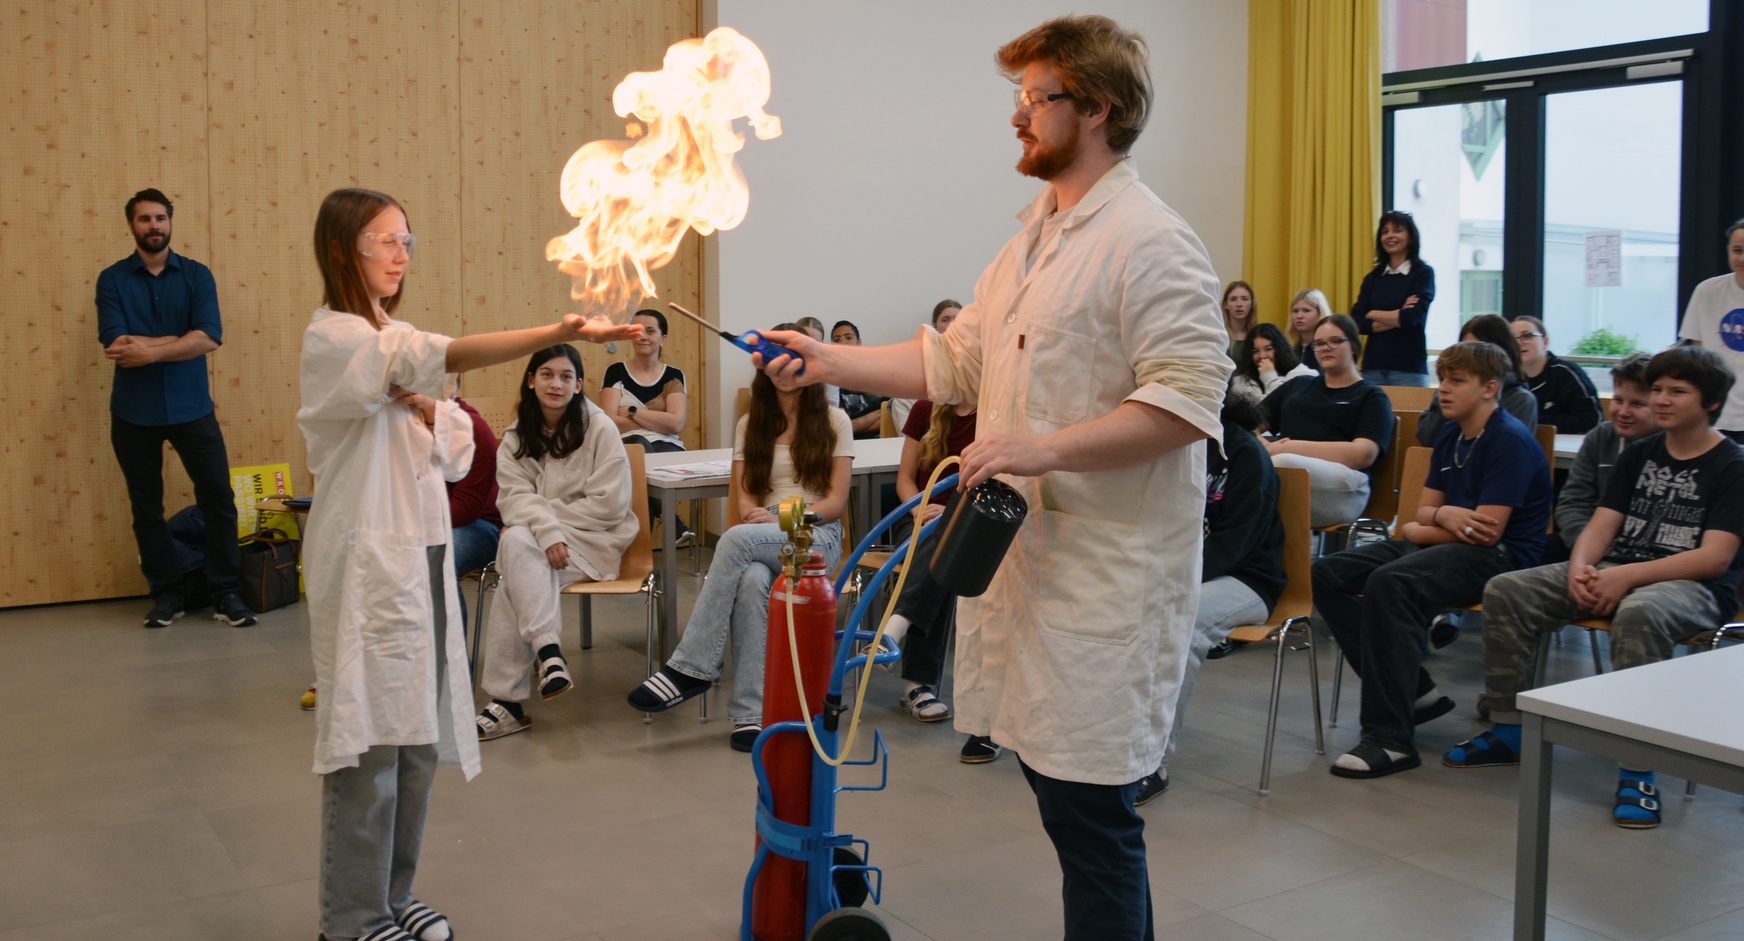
left=457, top=0, right=705, bottom=446
left=0, top=0, right=704, bottom=608
left=206, top=0, right=466, bottom=503
left=0, top=0, right=211, bottom=605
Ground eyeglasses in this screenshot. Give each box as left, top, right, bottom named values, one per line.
left=359, top=231, right=417, bottom=260
left=1013, top=88, right=1073, bottom=115
left=1514, top=332, right=1546, bottom=341
left=1311, top=337, right=1352, bottom=352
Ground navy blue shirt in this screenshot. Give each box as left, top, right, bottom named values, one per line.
left=1350, top=261, right=1436, bottom=376
left=1426, top=406, right=1552, bottom=567
left=95, top=250, right=223, bottom=425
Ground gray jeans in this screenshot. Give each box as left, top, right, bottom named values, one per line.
left=667, top=520, right=842, bottom=725
left=1161, top=576, right=1269, bottom=774
left=481, top=524, right=589, bottom=703
left=1269, top=453, right=1372, bottom=529
left=1480, top=561, right=1722, bottom=724
left=318, top=545, right=447, bottom=938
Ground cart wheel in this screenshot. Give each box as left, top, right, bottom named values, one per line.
left=808, top=907, right=889, bottom=941
left=832, top=846, right=871, bottom=907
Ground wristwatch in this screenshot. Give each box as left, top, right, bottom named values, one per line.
left=627, top=405, right=639, bottom=416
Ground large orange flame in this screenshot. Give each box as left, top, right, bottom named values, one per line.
left=547, top=27, right=781, bottom=320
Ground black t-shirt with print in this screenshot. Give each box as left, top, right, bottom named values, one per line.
left=1599, top=433, right=1744, bottom=614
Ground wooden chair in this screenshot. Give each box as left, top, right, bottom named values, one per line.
left=1380, top=384, right=1436, bottom=414
left=879, top=400, right=898, bottom=438
left=1222, top=466, right=1323, bottom=795
left=1315, top=424, right=1403, bottom=548
left=734, top=387, right=752, bottom=427
left=1535, top=423, right=1556, bottom=473
left=470, top=445, right=676, bottom=719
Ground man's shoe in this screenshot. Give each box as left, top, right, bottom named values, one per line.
left=1134, top=771, right=1169, bottom=807
left=1429, top=613, right=1460, bottom=649
left=144, top=595, right=184, bottom=628
left=212, top=594, right=258, bottom=627
left=959, top=735, right=1002, bottom=764
left=1205, top=639, right=1244, bottom=660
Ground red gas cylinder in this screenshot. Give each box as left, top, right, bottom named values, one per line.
left=751, top=549, right=836, bottom=941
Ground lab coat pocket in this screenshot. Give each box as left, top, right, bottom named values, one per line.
left=342, top=532, right=433, bottom=679
left=1023, top=324, right=1093, bottom=426
left=1032, top=509, right=1142, bottom=645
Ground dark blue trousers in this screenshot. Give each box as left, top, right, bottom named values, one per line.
left=1020, top=757, right=1155, bottom=941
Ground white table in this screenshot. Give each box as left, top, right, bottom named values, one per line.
left=1553, top=433, right=1582, bottom=470
left=1514, top=644, right=1744, bottom=940
left=642, top=437, right=907, bottom=656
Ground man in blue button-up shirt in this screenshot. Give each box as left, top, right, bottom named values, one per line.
left=97, top=188, right=256, bottom=628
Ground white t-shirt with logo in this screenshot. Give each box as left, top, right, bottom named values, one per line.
left=1678, top=273, right=1744, bottom=432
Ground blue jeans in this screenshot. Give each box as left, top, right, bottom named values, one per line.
left=1363, top=368, right=1428, bottom=387
left=449, top=518, right=501, bottom=631
left=1161, top=576, right=1269, bottom=773
left=667, top=520, right=842, bottom=725
left=1020, top=758, right=1154, bottom=941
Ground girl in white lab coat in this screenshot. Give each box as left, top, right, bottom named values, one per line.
left=627, top=325, right=854, bottom=750
left=474, top=345, right=637, bottom=739
left=298, top=187, right=636, bottom=941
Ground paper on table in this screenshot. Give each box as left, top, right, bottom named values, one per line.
left=645, top=460, right=733, bottom=482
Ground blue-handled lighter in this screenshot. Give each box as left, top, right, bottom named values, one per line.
left=667, top=303, right=805, bottom=376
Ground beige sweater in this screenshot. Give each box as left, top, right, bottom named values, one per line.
left=495, top=399, right=637, bottom=581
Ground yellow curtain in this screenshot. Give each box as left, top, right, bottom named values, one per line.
left=1243, top=0, right=1381, bottom=326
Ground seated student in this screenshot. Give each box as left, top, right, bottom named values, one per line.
left=890, top=300, right=961, bottom=431
left=880, top=396, right=977, bottom=730
left=627, top=336, right=853, bottom=750
left=449, top=395, right=503, bottom=627
left=1542, top=352, right=1656, bottom=565
left=1444, top=347, right=1744, bottom=828
left=1260, top=314, right=1396, bottom=528
left=1416, top=314, right=1539, bottom=445
left=600, top=308, right=694, bottom=546
left=1134, top=395, right=1285, bottom=805
left=1230, top=323, right=1313, bottom=405
left=1314, top=341, right=1552, bottom=778
left=1514, top=316, right=1602, bottom=434
left=830, top=320, right=888, bottom=439
left=1286, top=288, right=1332, bottom=373
left=475, top=346, right=637, bottom=740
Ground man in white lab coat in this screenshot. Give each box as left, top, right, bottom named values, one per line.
left=756, top=16, right=1229, bottom=940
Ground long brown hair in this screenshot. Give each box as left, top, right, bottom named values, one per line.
left=917, top=402, right=960, bottom=473
left=314, top=187, right=407, bottom=325
left=511, top=345, right=589, bottom=461
left=741, top=323, right=835, bottom=501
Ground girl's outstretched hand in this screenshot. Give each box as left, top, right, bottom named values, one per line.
left=563, top=313, right=643, bottom=344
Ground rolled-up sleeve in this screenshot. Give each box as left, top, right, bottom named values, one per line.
left=1119, top=227, right=1231, bottom=445
left=920, top=272, right=991, bottom=407
left=187, top=264, right=223, bottom=345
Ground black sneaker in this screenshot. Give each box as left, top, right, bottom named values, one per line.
left=1205, top=639, right=1245, bottom=660
left=731, top=724, right=762, bottom=752
left=959, top=735, right=1002, bottom=764
left=212, top=594, right=258, bottom=627
left=144, top=595, right=184, bottom=628
left=1429, top=613, right=1460, bottom=649
left=1134, top=771, right=1169, bottom=807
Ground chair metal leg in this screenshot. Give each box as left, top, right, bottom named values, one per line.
left=469, top=562, right=498, bottom=689
left=1300, top=618, right=1324, bottom=755
left=1257, top=625, right=1290, bottom=796
left=1330, top=649, right=1345, bottom=727
left=1587, top=629, right=1605, bottom=674
left=1531, top=630, right=1554, bottom=687
left=644, top=573, right=659, bottom=724
left=580, top=596, right=593, bottom=650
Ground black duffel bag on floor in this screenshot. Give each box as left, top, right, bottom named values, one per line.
left=240, top=529, right=301, bottom=613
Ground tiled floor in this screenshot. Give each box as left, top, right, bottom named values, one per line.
left=2, top=560, right=1742, bottom=940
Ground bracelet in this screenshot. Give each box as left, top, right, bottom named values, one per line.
left=1432, top=506, right=1443, bottom=526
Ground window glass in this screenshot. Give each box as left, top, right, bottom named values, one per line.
left=1541, top=82, right=1682, bottom=356
left=1384, top=0, right=1707, bottom=73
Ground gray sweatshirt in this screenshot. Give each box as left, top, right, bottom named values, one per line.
left=1555, top=421, right=1624, bottom=549
left=496, top=399, right=638, bottom=581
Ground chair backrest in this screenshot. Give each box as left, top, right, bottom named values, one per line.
left=1357, top=424, right=1403, bottom=522
left=617, top=444, right=654, bottom=582
left=466, top=393, right=521, bottom=436
left=1396, top=409, right=1423, bottom=455
left=1535, top=423, right=1556, bottom=473
left=1381, top=384, right=1436, bottom=414
left=734, top=387, right=752, bottom=428
left=879, top=400, right=897, bottom=438
left=1393, top=447, right=1434, bottom=540
left=1271, top=466, right=1314, bottom=622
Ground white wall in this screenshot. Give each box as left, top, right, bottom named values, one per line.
left=706, top=0, right=1249, bottom=447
